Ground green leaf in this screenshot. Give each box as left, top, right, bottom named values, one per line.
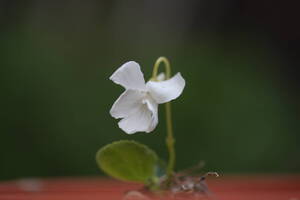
left=96, top=140, right=159, bottom=183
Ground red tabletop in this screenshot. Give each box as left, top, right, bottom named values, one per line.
left=0, top=175, right=299, bottom=200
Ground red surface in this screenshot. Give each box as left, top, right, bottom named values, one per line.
left=0, top=175, right=299, bottom=200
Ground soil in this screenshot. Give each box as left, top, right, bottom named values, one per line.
left=0, top=175, right=299, bottom=200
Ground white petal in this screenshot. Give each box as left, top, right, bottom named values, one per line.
left=110, top=90, right=145, bottom=119
left=156, top=73, right=165, bottom=81
left=118, top=97, right=158, bottom=134
left=146, top=73, right=185, bottom=104
left=110, top=61, right=146, bottom=90
left=118, top=105, right=150, bottom=134
left=143, top=97, right=158, bottom=133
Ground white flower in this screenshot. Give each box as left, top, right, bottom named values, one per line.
left=110, top=61, right=185, bottom=134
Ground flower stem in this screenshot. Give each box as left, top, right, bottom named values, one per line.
left=151, top=57, right=175, bottom=182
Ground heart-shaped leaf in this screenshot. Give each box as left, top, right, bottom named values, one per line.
left=96, top=140, right=159, bottom=183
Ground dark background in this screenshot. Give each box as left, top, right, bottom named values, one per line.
left=1, top=1, right=299, bottom=180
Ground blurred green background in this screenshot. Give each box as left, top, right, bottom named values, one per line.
left=1, top=1, right=299, bottom=180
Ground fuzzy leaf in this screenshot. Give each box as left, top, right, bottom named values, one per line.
left=96, top=140, right=158, bottom=183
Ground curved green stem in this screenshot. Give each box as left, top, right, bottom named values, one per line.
left=151, top=57, right=171, bottom=81
left=151, top=57, right=175, bottom=182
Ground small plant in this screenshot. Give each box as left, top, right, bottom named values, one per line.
left=96, top=57, right=217, bottom=197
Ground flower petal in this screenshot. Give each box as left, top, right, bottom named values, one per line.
left=110, top=61, right=146, bottom=90
left=118, top=105, right=151, bottom=134
left=110, top=90, right=145, bottom=119
left=156, top=72, right=165, bottom=81
left=118, top=97, right=158, bottom=134
left=146, top=73, right=185, bottom=104
left=143, top=97, right=158, bottom=133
